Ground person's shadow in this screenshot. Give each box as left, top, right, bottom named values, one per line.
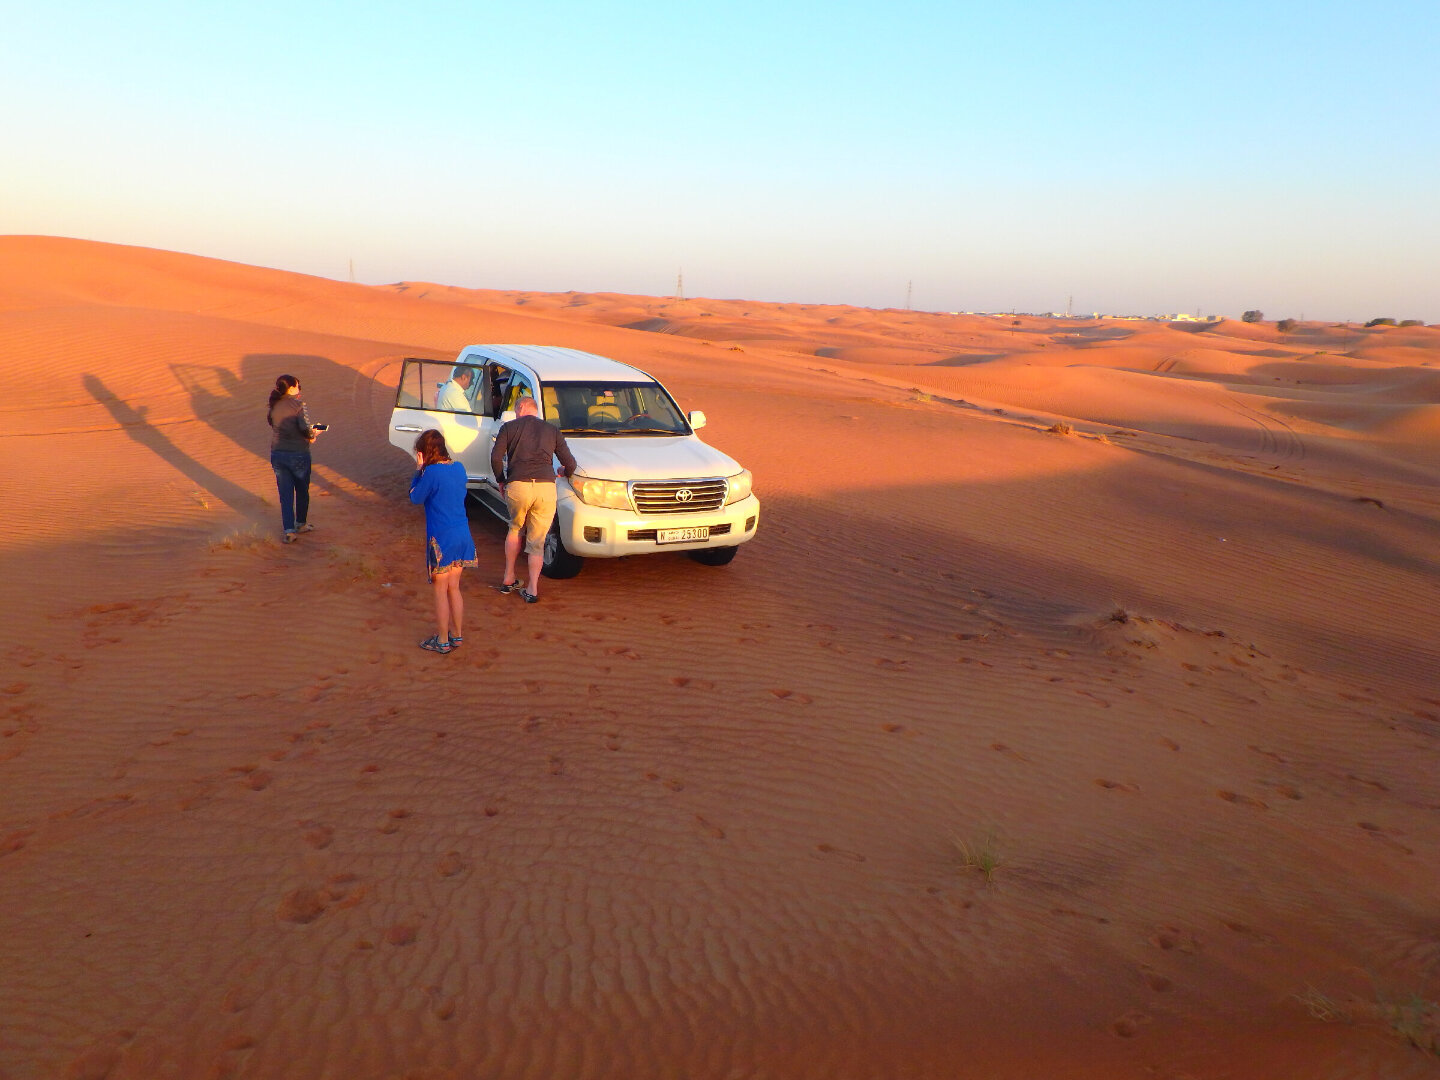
left=170, top=353, right=411, bottom=502
left=83, top=373, right=263, bottom=518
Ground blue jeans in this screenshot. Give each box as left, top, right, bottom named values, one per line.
left=271, top=450, right=311, bottom=533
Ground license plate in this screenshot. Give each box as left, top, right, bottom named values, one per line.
left=657, top=526, right=710, bottom=544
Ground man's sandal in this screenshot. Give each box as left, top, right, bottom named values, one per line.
left=419, top=635, right=453, bottom=654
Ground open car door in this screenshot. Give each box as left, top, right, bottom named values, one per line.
left=389, top=359, right=493, bottom=484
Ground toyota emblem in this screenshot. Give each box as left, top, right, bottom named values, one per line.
left=675, top=488, right=694, bottom=502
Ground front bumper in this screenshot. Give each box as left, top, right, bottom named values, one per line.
left=557, top=490, right=760, bottom=558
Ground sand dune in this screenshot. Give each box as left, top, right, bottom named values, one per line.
left=2, top=237, right=1439, bottom=1079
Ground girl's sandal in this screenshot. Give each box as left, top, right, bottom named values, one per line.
left=419, top=635, right=453, bottom=654
left=448, top=635, right=463, bottom=649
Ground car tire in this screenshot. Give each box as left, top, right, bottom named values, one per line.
left=541, top=522, right=584, bottom=579
left=688, top=545, right=738, bottom=567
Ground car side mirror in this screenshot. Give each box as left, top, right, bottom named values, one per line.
left=500, top=410, right=517, bottom=423
left=688, top=410, right=706, bottom=430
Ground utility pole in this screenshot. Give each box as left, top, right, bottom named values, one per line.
left=676, top=269, right=684, bottom=301
left=348, top=257, right=355, bottom=283
left=906, top=280, right=913, bottom=310
left=1066, top=294, right=1072, bottom=318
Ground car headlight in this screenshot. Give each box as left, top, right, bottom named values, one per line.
left=724, top=469, right=753, bottom=505
left=570, top=475, right=631, bottom=510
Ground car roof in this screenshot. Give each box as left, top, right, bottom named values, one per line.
left=457, top=345, right=652, bottom=382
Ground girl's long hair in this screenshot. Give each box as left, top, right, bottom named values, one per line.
left=414, top=428, right=452, bottom=466
left=267, top=374, right=300, bottom=424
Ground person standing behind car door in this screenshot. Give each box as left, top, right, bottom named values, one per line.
left=266, top=374, right=324, bottom=543
left=490, top=396, right=577, bottom=603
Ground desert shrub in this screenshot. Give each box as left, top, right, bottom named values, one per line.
left=1399, top=319, right=1424, bottom=327
left=1242, top=310, right=1264, bottom=323
left=1365, top=317, right=1397, bottom=327
left=1277, top=318, right=1298, bottom=332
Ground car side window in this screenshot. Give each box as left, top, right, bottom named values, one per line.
left=396, top=359, right=458, bottom=409
left=436, top=363, right=482, bottom=414
left=505, top=371, right=535, bottom=413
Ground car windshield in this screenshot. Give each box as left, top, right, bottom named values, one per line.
left=542, top=381, right=689, bottom=435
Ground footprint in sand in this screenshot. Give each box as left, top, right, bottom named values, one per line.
left=883, top=722, right=906, bottom=734
left=991, top=743, right=1029, bottom=761
left=300, top=822, right=334, bottom=849
left=1111, top=1011, right=1152, bottom=1038
left=1152, top=926, right=1201, bottom=954
left=384, top=924, right=418, bottom=946
left=1095, top=778, right=1139, bottom=793
left=1248, top=744, right=1287, bottom=764
left=437, top=852, right=466, bottom=878
left=1222, top=921, right=1277, bottom=944
left=768, top=689, right=813, bottom=703
left=815, top=843, right=866, bottom=862
left=1140, top=967, right=1173, bottom=992
left=66, top=1029, right=136, bottom=1080
left=1052, top=907, right=1110, bottom=924
left=276, top=887, right=329, bottom=925
left=1357, top=822, right=1414, bottom=855
left=1346, top=773, right=1389, bottom=792
left=427, top=985, right=458, bottom=1020
left=1217, top=790, right=1268, bottom=810
left=380, top=808, right=411, bottom=834
left=695, top=815, right=726, bottom=840
left=603, top=733, right=621, bottom=751
left=670, top=676, right=716, bottom=690
left=547, top=755, right=564, bottom=776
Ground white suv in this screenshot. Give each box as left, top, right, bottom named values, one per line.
left=389, top=345, right=759, bottom=577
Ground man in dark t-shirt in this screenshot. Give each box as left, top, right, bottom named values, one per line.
left=489, top=396, right=578, bottom=602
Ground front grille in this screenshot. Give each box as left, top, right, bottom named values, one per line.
left=629, top=523, right=731, bottom=541
left=631, top=478, right=727, bottom=514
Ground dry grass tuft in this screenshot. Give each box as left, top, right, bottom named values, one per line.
left=209, top=525, right=273, bottom=552
left=951, top=830, right=1003, bottom=883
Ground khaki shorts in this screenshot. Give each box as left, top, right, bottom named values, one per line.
left=504, top=480, right=557, bottom=555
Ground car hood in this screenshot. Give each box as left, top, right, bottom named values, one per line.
left=569, top=435, right=741, bottom=481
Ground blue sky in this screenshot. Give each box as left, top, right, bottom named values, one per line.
left=4, top=0, right=1437, bottom=320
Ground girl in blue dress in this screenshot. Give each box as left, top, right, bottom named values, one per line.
left=409, top=429, right=477, bottom=653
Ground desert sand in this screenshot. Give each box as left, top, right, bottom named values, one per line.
left=2, top=235, right=1438, bottom=1079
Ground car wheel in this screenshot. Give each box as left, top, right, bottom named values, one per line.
left=688, top=545, right=738, bottom=567
left=541, top=522, right=584, bottom=579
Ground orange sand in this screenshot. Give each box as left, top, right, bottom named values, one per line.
left=2, top=236, right=1438, bottom=1079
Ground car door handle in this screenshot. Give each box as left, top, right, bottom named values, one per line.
left=393, top=424, right=424, bottom=432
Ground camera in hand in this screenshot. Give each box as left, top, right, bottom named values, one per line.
left=313, top=423, right=329, bottom=431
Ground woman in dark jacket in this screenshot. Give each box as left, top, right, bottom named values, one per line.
left=410, top=429, right=477, bottom=653
left=266, top=374, right=324, bottom=543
